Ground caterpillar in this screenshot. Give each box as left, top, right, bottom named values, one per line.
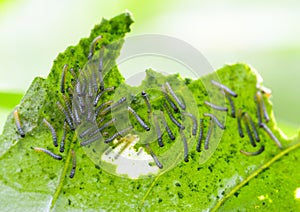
left=60, top=64, right=68, bottom=94
left=69, top=150, right=76, bottom=178
left=93, top=87, right=115, bottom=107
left=237, top=108, right=245, bottom=138
left=160, top=110, right=175, bottom=140
left=32, top=147, right=62, bottom=160
left=203, top=113, right=226, bottom=130
left=153, top=113, right=163, bottom=147
left=29, top=34, right=283, bottom=179
left=145, top=143, right=163, bottom=169
left=204, top=101, right=228, bottom=112
left=164, top=103, right=185, bottom=130
left=100, top=97, right=126, bottom=116
left=260, top=123, right=282, bottom=149
left=127, top=106, right=150, bottom=131
left=255, top=90, right=270, bottom=123
left=60, top=121, right=67, bottom=153
left=243, top=113, right=257, bottom=147
left=89, top=118, right=116, bottom=137
left=179, top=130, right=189, bottom=162
left=182, top=112, right=197, bottom=136
left=13, top=108, right=25, bottom=137
left=56, top=101, right=74, bottom=130
left=165, top=82, right=186, bottom=110
left=245, top=112, right=260, bottom=142
left=43, top=118, right=58, bottom=147
left=88, top=35, right=103, bottom=60
left=240, top=145, right=265, bottom=156
left=161, top=84, right=179, bottom=112
left=104, top=126, right=133, bottom=144
left=211, top=79, right=238, bottom=97
left=204, top=119, right=214, bottom=150
left=98, top=47, right=105, bottom=91
left=196, top=118, right=204, bottom=152
left=141, top=91, right=152, bottom=113
left=222, top=90, right=236, bottom=118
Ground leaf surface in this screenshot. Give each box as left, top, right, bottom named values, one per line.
left=0, top=12, right=299, bottom=211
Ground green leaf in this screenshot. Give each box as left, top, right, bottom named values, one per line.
left=0, top=12, right=299, bottom=211
left=0, top=12, right=136, bottom=211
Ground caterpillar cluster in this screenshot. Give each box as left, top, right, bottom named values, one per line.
left=13, top=35, right=283, bottom=178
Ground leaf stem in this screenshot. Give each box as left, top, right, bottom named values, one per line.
left=139, top=174, right=161, bottom=208
left=50, top=133, right=77, bottom=210
left=211, top=140, right=300, bottom=211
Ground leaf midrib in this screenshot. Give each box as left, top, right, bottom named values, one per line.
left=50, top=133, right=77, bottom=210
left=211, top=138, right=300, bottom=211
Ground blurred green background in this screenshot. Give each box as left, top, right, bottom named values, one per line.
left=0, top=0, right=299, bottom=136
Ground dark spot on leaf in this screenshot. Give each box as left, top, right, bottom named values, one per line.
left=178, top=192, right=184, bottom=199
left=234, top=192, right=240, bottom=197
left=175, top=182, right=181, bottom=187
left=184, top=78, right=191, bottom=85
left=190, top=152, right=196, bottom=160
left=49, top=173, right=56, bottom=180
